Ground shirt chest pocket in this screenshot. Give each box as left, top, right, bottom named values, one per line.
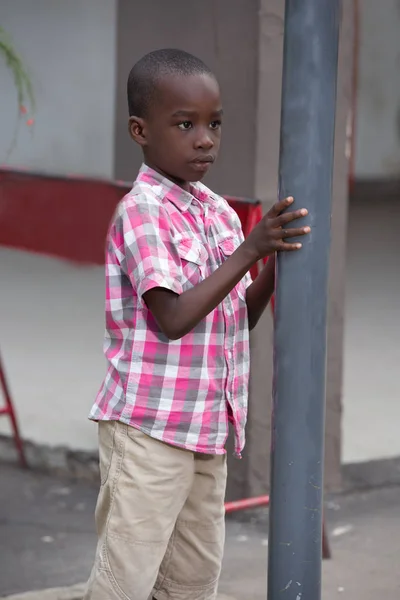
left=176, top=237, right=208, bottom=289
left=218, top=237, right=247, bottom=301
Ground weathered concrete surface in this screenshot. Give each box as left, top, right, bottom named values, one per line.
left=2, top=585, right=234, bottom=600
left=2, top=464, right=400, bottom=600
left=2, top=585, right=86, bottom=600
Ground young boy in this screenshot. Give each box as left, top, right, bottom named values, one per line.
left=84, top=49, right=309, bottom=600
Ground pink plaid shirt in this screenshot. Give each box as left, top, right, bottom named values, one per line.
left=89, top=164, right=251, bottom=456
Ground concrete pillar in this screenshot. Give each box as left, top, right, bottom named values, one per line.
left=112, top=0, right=353, bottom=499
left=325, top=0, right=354, bottom=490
left=241, top=0, right=354, bottom=499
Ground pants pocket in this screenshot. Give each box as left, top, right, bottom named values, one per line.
left=98, top=421, right=116, bottom=486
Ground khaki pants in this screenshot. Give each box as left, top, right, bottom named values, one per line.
left=83, top=421, right=227, bottom=600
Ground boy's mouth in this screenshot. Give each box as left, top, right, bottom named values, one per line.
left=190, top=155, right=215, bottom=172
left=191, top=154, right=215, bottom=163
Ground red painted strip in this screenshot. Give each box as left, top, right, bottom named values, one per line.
left=0, top=170, right=126, bottom=264
left=0, top=169, right=263, bottom=265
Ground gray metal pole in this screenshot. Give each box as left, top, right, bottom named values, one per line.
left=267, top=1, right=340, bottom=599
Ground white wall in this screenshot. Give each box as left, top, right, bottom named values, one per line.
left=355, top=0, right=400, bottom=178
left=0, top=0, right=117, bottom=178
left=1, top=0, right=399, bottom=467
left=3, top=214, right=399, bottom=464
left=342, top=1, right=400, bottom=463
left=3, top=221, right=399, bottom=462
left=0, top=249, right=104, bottom=451
left=0, top=1, right=117, bottom=448
left=342, top=198, right=400, bottom=463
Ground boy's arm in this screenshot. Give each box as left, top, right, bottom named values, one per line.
left=144, top=242, right=258, bottom=340
left=144, top=197, right=309, bottom=340
left=245, top=256, right=276, bottom=331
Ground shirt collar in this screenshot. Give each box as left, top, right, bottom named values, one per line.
left=136, top=163, right=220, bottom=212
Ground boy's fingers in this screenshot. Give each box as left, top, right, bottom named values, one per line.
left=271, top=208, right=308, bottom=227
left=271, top=226, right=310, bottom=239
left=267, top=196, right=294, bottom=218
left=281, top=226, right=310, bottom=239
left=277, top=241, right=303, bottom=251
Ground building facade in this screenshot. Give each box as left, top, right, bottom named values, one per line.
left=1, top=0, right=398, bottom=497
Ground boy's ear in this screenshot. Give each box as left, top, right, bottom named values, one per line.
left=128, top=116, right=147, bottom=146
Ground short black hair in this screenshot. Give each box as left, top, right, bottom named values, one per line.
left=127, top=48, right=214, bottom=118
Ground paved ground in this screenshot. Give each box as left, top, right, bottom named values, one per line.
left=1, top=464, right=400, bottom=599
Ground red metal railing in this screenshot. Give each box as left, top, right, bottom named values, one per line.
left=0, top=351, right=27, bottom=467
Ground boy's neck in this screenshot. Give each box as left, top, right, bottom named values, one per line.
left=143, top=160, right=191, bottom=192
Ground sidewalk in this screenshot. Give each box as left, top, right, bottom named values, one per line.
left=1, top=463, right=400, bottom=599
left=2, top=586, right=234, bottom=600
left=2, top=586, right=233, bottom=600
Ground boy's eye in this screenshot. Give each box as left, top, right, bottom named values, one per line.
left=178, top=121, right=192, bottom=131
left=210, top=120, right=222, bottom=130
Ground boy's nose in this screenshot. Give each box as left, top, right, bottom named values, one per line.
left=194, top=132, right=214, bottom=150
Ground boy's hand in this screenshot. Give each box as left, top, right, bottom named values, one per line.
left=144, top=197, right=309, bottom=340
left=245, top=196, right=310, bottom=261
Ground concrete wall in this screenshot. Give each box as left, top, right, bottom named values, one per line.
left=0, top=248, right=104, bottom=451
left=0, top=1, right=352, bottom=495
left=0, top=0, right=117, bottom=449
left=0, top=0, right=260, bottom=457
left=114, top=0, right=259, bottom=197
left=343, top=193, right=400, bottom=463
left=233, top=0, right=283, bottom=501
left=0, top=0, right=117, bottom=178
left=1, top=0, right=398, bottom=490
left=236, top=0, right=353, bottom=497
left=341, top=1, right=400, bottom=463
left=355, top=0, right=400, bottom=178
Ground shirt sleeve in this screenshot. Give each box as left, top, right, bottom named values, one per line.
left=237, top=227, right=253, bottom=289
left=227, top=204, right=253, bottom=289
left=121, top=194, right=184, bottom=299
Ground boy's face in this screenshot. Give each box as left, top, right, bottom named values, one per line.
left=129, top=73, right=222, bottom=188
